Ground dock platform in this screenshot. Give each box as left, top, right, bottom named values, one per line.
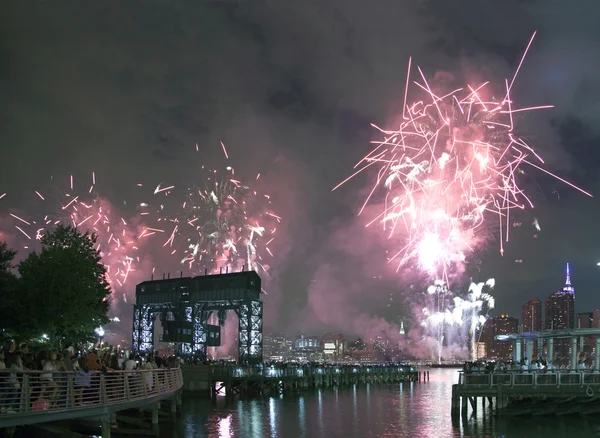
left=452, top=371, right=600, bottom=417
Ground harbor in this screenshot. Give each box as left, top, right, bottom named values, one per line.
left=164, top=368, right=600, bottom=437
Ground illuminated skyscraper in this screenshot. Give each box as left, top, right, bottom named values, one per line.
left=481, top=314, right=519, bottom=360
left=522, top=298, right=542, bottom=332
left=522, top=297, right=542, bottom=357
left=545, top=262, right=575, bottom=358
left=545, top=262, right=575, bottom=330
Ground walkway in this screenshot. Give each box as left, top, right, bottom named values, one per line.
left=0, top=368, right=183, bottom=429
left=452, top=370, right=600, bottom=416
left=496, top=327, right=600, bottom=370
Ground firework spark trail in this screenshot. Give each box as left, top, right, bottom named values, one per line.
left=2, top=174, right=142, bottom=290
left=334, top=33, right=592, bottom=281
left=138, top=144, right=280, bottom=276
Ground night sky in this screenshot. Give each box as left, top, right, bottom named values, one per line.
left=1, top=1, right=600, bottom=337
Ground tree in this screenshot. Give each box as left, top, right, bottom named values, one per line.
left=18, top=225, right=111, bottom=346
left=0, top=241, right=21, bottom=338
left=0, top=241, right=16, bottom=274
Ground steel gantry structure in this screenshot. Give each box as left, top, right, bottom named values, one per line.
left=132, top=271, right=263, bottom=363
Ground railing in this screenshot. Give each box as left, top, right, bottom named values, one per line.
left=459, top=371, right=600, bottom=388
left=211, top=365, right=416, bottom=379
left=0, top=368, right=182, bottom=422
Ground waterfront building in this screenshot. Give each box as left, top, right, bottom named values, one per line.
left=578, top=312, right=594, bottom=329
left=293, top=335, right=322, bottom=362
left=372, top=336, right=397, bottom=362
left=322, top=333, right=345, bottom=362
left=348, top=348, right=376, bottom=363
left=474, top=341, right=487, bottom=359
left=522, top=297, right=542, bottom=357
left=481, top=314, right=519, bottom=360
left=592, top=309, right=600, bottom=329
left=545, top=262, right=575, bottom=358
left=263, top=333, right=294, bottom=361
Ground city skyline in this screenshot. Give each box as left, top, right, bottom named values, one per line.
left=260, top=261, right=600, bottom=363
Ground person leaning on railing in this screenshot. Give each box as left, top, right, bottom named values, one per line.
left=3, top=353, right=23, bottom=413
left=39, top=351, right=59, bottom=407
left=74, top=357, right=96, bottom=406
left=0, top=350, right=6, bottom=412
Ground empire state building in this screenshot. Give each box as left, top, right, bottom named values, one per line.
left=545, top=262, right=575, bottom=330
left=545, top=263, right=575, bottom=358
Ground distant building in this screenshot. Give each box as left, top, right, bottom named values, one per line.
left=522, top=298, right=542, bottom=332
left=295, top=335, right=320, bottom=350
left=594, top=309, right=600, bottom=329
left=293, top=335, right=322, bottom=362
left=576, top=312, right=596, bottom=353
left=348, top=349, right=376, bottom=363
left=263, top=333, right=293, bottom=361
left=545, top=262, right=575, bottom=358
left=481, top=314, right=519, bottom=361
left=474, top=342, right=487, bottom=360
left=371, top=336, right=397, bottom=362
left=577, top=312, right=594, bottom=329
left=522, top=297, right=542, bottom=356
left=322, top=333, right=345, bottom=362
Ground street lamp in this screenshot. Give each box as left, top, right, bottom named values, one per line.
left=95, top=326, right=105, bottom=348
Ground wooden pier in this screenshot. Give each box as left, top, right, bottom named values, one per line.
left=452, top=371, right=600, bottom=417
left=182, top=364, right=421, bottom=397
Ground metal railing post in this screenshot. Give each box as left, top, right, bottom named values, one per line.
left=143, top=371, right=149, bottom=397
left=124, top=373, right=131, bottom=401
left=22, top=374, right=30, bottom=413
left=67, top=373, right=75, bottom=409
left=100, top=374, right=107, bottom=404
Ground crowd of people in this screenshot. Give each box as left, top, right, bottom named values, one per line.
left=0, top=339, right=181, bottom=413
left=463, top=353, right=595, bottom=374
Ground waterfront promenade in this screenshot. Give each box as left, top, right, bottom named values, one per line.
left=0, top=367, right=183, bottom=435
left=449, top=327, right=600, bottom=416
left=453, top=369, right=600, bottom=416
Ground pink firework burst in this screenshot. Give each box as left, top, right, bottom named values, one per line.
left=2, top=174, right=143, bottom=289
left=335, top=33, right=591, bottom=280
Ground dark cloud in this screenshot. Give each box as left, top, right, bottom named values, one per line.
left=1, top=0, right=599, bottom=339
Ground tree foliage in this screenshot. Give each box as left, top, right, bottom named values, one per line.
left=0, top=242, right=19, bottom=338
left=0, top=241, right=16, bottom=273
left=3, top=225, right=112, bottom=346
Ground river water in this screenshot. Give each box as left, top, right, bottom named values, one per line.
left=157, top=368, right=600, bottom=438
